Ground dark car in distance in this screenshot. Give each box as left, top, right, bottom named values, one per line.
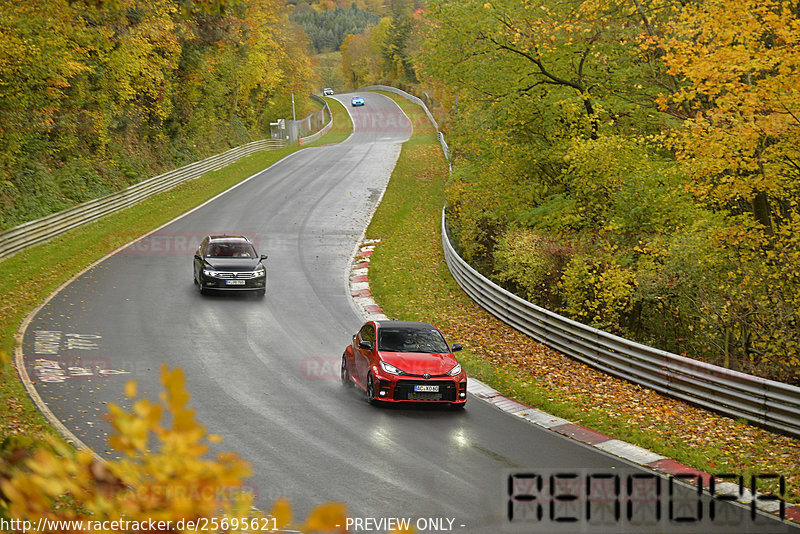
left=193, top=235, right=267, bottom=297
left=342, top=320, right=467, bottom=407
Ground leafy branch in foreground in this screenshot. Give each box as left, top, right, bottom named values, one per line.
left=0, top=364, right=354, bottom=533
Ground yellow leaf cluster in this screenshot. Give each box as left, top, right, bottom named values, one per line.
left=659, top=0, right=800, bottom=207
left=0, top=365, right=350, bottom=533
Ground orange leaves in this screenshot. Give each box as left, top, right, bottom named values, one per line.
left=271, top=497, right=293, bottom=529
left=2, top=364, right=247, bottom=529
left=124, top=379, right=137, bottom=399
left=160, top=364, right=186, bottom=409
left=0, top=364, right=359, bottom=532
left=652, top=1, right=800, bottom=382
left=658, top=0, right=800, bottom=210
left=268, top=498, right=350, bottom=533
left=301, top=502, right=348, bottom=532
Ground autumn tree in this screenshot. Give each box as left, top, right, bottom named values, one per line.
left=658, top=0, right=800, bottom=232
left=654, top=0, right=800, bottom=379
left=340, top=17, right=394, bottom=88
left=418, top=0, right=675, bottom=260
left=418, top=0, right=800, bottom=382
left=0, top=0, right=316, bottom=230
left=290, top=3, right=379, bottom=53
left=421, top=0, right=674, bottom=140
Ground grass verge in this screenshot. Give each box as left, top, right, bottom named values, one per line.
left=365, top=91, right=800, bottom=503
left=0, top=101, right=353, bottom=440
left=311, top=98, right=353, bottom=146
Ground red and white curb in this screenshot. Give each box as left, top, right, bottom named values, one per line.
left=348, top=239, right=387, bottom=320
left=469, top=382, right=798, bottom=522
left=347, top=239, right=799, bottom=525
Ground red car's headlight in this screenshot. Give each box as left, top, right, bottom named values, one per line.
left=379, top=361, right=407, bottom=375
left=446, top=363, right=462, bottom=376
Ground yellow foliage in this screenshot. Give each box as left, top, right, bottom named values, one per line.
left=560, top=254, right=637, bottom=333
left=0, top=365, right=349, bottom=533
left=271, top=496, right=293, bottom=528
left=659, top=0, right=800, bottom=211
left=301, top=502, right=348, bottom=532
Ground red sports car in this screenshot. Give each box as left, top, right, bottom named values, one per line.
left=341, top=320, right=467, bottom=407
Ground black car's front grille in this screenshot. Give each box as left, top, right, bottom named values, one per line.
left=393, top=380, right=457, bottom=401
left=215, top=271, right=258, bottom=279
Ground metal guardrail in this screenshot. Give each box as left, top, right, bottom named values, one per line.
left=360, top=85, right=438, bottom=126
left=369, top=83, right=800, bottom=437
left=441, top=209, right=800, bottom=437
left=0, top=139, right=287, bottom=259
left=359, top=85, right=450, bottom=163
left=299, top=95, right=333, bottom=146
left=298, top=95, right=333, bottom=146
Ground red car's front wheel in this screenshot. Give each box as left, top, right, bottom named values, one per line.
left=341, top=354, right=350, bottom=385
left=365, top=373, right=378, bottom=404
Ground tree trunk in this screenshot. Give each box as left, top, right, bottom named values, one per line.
left=751, top=191, right=772, bottom=233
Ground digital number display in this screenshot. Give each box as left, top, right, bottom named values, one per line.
left=503, top=469, right=789, bottom=533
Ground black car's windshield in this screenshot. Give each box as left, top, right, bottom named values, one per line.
left=378, top=327, right=449, bottom=353
left=205, top=242, right=256, bottom=258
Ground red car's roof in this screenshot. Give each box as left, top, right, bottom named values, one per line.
left=375, top=320, right=437, bottom=330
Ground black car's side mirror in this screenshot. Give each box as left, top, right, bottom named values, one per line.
left=358, top=340, right=373, bottom=350
left=452, top=343, right=463, bottom=352
left=260, top=254, right=268, bottom=261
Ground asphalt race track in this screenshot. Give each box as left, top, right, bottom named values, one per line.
left=21, top=93, right=797, bottom=533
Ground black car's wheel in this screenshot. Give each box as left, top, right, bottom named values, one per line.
left=341, top=354, right=350, bottom=385
left=365, top=373, right=377, bottom=404
left=255, top=289, right=266, bottom=298
left=198, top=276, right=208, bottom=295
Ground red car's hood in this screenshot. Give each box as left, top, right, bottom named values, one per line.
left=379, top=352, right=459, bottom=375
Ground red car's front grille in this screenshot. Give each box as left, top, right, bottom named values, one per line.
left=393, top=380, right=457, bottom=401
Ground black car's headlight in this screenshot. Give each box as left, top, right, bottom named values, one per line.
left=253, top=268, right=266, bottom=277
left=379, top=361, right=407, bottom=375
left=203, top=269, right=219, bottom=277
left=446, top=363, right=462, bottom=376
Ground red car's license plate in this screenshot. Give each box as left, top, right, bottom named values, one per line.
left=414, top=385, right=439, bottom=392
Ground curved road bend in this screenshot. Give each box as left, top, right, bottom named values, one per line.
left=21, top=92, right=796, bottom=533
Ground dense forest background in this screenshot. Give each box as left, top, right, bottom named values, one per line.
left=290, top=3, right=378, bottom=53
left=2, top=0, right=797, bottom=383
left=327, top=0, right=800, bottom=383
left=0, top=0, right=316, bottom=230
left=287, top=0, right=423, bottom=90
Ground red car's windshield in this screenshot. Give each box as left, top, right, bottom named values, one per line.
left=378, top=328, right=449, bottom=353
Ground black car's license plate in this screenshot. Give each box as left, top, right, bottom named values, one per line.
left=226, top=279, right=246, bottom=285
left=414, top=384, right=439, bottom=392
